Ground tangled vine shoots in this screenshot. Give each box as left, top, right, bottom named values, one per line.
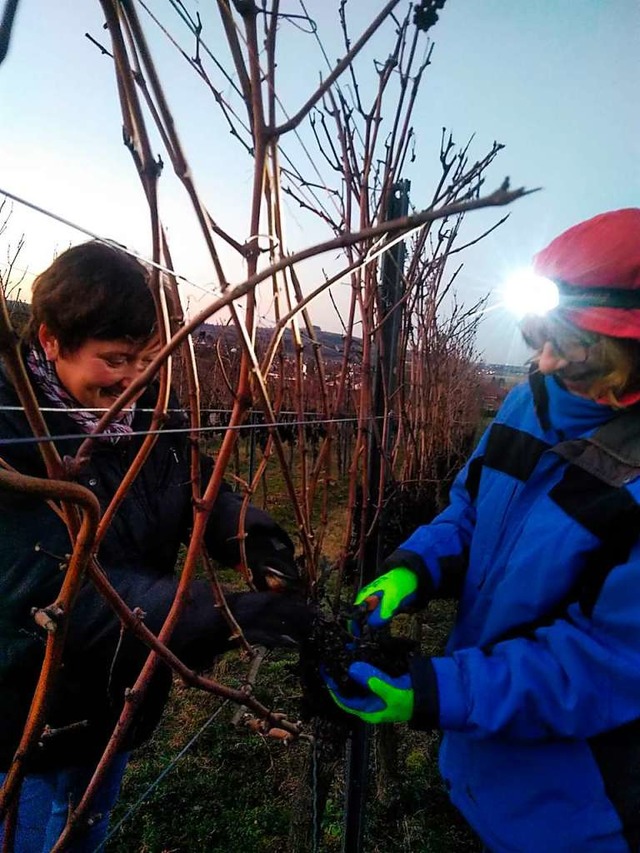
left=0, top=1, right=533, bottom=847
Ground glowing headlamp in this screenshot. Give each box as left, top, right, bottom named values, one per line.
left=502, top=270, right=640, bottom=319
left=502, top=270, right=559, bottom=318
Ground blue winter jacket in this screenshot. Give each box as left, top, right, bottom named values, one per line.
left=394, top=374, right=640, bottom=852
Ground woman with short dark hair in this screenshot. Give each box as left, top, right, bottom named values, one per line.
left=0, top=241, right=308, bottom=851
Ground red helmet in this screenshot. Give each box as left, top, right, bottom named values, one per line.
left=533, top=208, right=640, bottom=339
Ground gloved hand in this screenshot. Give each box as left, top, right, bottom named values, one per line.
left=244, top=535, right=302, bottom=593
left=350, top=566, right=419, bottom=635
left=322, top=661, right=414, bottom=723
left=230, top=591, right=313, bottom=648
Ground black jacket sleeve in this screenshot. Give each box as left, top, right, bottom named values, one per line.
left=67, top=569, right=311, bottom=668
left=198, top=453, right=298, bottom=589
left=37, top=570, right=312, bottom=766
left=204, top=485, right=295, bottom=565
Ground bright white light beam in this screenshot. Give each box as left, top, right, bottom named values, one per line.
left=502, top=270, right=560, bottom=318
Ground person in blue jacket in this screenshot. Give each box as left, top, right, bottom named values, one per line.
left=325, top=208, right=640, bottom=852
left=0, top=241, right=309, bottom=851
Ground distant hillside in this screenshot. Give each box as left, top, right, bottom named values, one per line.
left=195, top=322, right=362, bottom=364
left=478, top=362, right=528, bottom=415
left=0, top=301, right=359, bottom=365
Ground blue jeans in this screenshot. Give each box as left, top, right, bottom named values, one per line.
left=0, top=752, right=129, bottom=852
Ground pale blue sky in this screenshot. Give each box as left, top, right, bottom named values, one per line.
left=1, top=1, right=639, bottom=363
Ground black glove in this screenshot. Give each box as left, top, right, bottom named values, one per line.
left=230, top=591, right=313, bottom=648
left=244, top=534, right=302, bottom=593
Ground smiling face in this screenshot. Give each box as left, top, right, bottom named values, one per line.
left=38, top=324, right=160, bottom=410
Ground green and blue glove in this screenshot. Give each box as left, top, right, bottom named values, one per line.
left=350, top=566, right=419, bottom=635
left=322, top=661, right=414, bottom=724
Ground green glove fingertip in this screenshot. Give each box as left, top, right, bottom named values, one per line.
left=354, top=566, right=419, bottom=630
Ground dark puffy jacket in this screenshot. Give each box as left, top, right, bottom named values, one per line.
left=0, top=357, right=306, bottom=772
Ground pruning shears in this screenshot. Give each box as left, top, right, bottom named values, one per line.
left=347, top=594, right=380, bottom=638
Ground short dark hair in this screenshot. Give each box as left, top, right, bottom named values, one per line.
left=26, top=241, right=157, bottom=352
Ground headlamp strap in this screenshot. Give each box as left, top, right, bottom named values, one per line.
left=556, top=280, right=640, bottom=310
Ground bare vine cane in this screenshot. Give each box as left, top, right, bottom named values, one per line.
left=97, top=0, right=318, bottom=576
left=63, top=1, right=536, bottom=844
left=0, top=0, right=20, bottom=67
left=201, top=548, right=255, bottom=657
left=107, top=0, right=536, bottom=579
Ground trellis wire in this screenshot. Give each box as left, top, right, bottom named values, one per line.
left=95, top=700, right=230, bottom=850
left=0, top=187, right=205, bottom=293
left=0, top=414, right=369, bottom=447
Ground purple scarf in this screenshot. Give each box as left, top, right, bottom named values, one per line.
left=26, top=345, right=135, bottom=443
